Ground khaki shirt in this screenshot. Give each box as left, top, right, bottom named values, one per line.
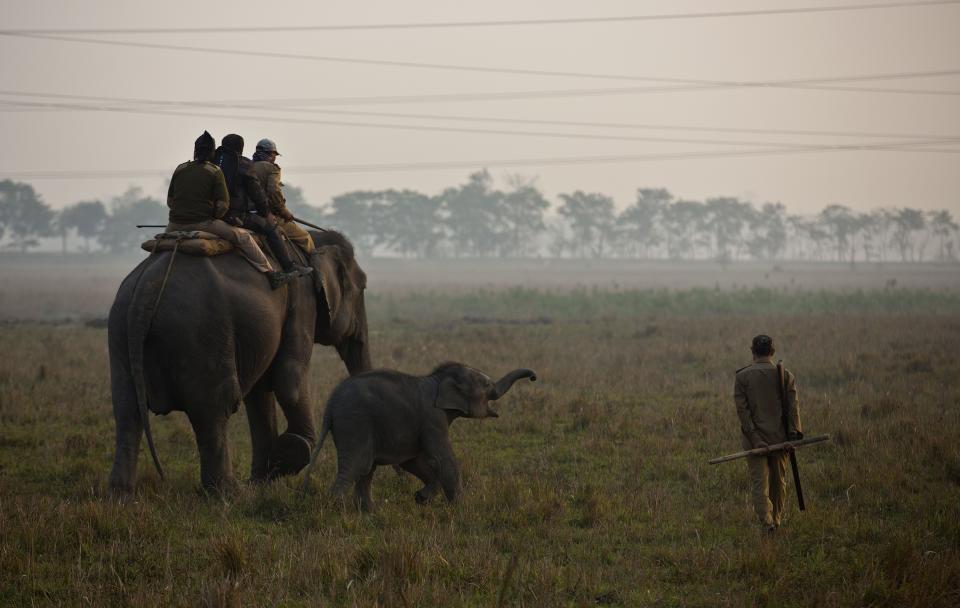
left=167, top=161, right=230, bottom=225
left=734, top=360, right=800, bottom=449
left=250, top=160, right=290, bottom=219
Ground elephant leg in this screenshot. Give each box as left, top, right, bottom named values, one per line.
left=244, top=387, right=278, bottom=482
left=268, top=358, right=316, bottom=477
left=400, top=456, right=441, bottom=504
left=187, top=409, right=237, bottom=493
left=330, top=440, right=375, bottom=511
left=423, top=434, right=461, bottom=503
left=108, top=359, right=142, bottom=493
left=354, top=467, right=377, bottom=512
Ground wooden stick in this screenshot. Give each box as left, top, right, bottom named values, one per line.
left=708, top=434, right=831, bottom=465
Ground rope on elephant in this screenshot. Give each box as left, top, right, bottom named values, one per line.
left=145, top=237, right=181, bottom=321
left=129, top=237, right=181, bottom=481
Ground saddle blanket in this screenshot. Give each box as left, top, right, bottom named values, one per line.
left=140, top=230, right=268, bottom=257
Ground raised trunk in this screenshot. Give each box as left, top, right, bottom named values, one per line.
left=489, top=368, right=537, bottom=400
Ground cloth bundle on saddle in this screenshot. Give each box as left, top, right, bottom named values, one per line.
left=141, top=230, right=264, bottom=257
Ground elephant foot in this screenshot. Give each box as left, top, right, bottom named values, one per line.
left=415, top=487, right=438, bottom=505
left=200, top=474, right=241, bottom=496
left=268, top=433, right=312, bottom=479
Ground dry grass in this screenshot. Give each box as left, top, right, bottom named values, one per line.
left=1, top=297, right=959, bottom=606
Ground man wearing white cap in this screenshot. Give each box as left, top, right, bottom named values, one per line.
left=250, top=138, right=315, bottom=254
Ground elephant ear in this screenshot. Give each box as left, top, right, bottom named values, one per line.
left=435, top=376, right=472, bottom=416
left=313, top=244, right=353, bottom=341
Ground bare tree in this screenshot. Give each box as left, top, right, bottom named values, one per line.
left=891, top=208, right=926, bottom=262
left=0, top=180, right=54, bottom=252
left=500, top=175, right=549, bottom=258
left=747, top=202, right=787, bottom=260
left=927, top=209, right=959, bottom=261
left=617, top=188, right=670, bottom=258
left=819, top=204, right=863, bottom=262
left=556, top=191, right=616, bottom=258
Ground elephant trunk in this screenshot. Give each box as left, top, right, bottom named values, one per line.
left=336, top=296, right=371, bottom=376
left=489, top=368, right=537, bottom=401
left=337, top=333, right=371, bottom=376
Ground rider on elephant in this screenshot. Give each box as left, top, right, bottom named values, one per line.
left=216, top=134, right=313, bottom=279
left=250, top=138, right=315, bottom=254
left=167, top=131, right=300, bottom=289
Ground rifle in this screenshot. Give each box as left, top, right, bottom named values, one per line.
left=136, top=225, right=166, bottom=228
left=292, top=216, right=326, bottom=232
left=709, top=434, right=830, bottom=464
left=778, top=360, right=806, bottom=511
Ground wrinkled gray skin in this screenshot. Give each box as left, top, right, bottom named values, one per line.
left=303, top=363, right=537, bottom=511
left=107, top=230, right=370, bottom=493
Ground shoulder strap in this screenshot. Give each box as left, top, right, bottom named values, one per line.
left=776, top=360, right=789, bottom=424
left=215, top=149, right=240, bottom=189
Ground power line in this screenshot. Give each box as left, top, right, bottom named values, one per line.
left=3, top=139, right=958, bottom=180
left=5, top=97, right=959, bottom=153
left=4, top=89, right=960, bottom=142
left=2, top=1, right=957, bottom=34
left=0, top=99, right=844, bottom=149
left=3, top=32, right=959, bottom=98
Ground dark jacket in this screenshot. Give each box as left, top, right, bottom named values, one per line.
left=250, top=160, right=294, bottom=222
left=226, top=156, right=270, bottom=220
left=734, top=360, right=801, bottom=449
left=167, top=160, right=230, bottom=225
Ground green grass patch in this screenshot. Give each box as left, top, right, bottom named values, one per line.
left=368, top=286, right=960, bottom=321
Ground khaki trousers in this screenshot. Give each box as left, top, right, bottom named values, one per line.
left=278, top=220, right=314, bottom=254
left=746, top=452, right=788, bottom=526
left=167, top=219, right=274, bottom=273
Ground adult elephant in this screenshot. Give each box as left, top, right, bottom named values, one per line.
left=107, top=229, right=370, bottom=493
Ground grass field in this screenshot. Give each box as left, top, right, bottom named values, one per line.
left=1, top=253, right=959, bottom=321
left=1, top=288, right=959, bottom=606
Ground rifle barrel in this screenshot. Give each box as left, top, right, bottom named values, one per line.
left=708, top=434, right=830, bottom=465
left=292, top=216, right=326, bottom=232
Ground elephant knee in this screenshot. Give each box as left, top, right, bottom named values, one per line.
left=273, top=385, right=301, bottom=409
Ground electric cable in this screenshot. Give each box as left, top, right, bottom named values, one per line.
left=2, top=32, right=958, bottom=98
left=3, top=137, right=957, bottom=180
left=2, top=1, right=957, bottom=34
left=3, top=89, right=957, bottom=141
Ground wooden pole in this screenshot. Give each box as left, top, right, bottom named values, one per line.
left=708, top=434, right=831, bottom=465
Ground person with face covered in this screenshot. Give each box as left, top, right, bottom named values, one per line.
left=216, top=133, right=312, bottom=279
left=166, top=131, right=300, bottom=289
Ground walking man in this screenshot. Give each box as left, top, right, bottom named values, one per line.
left=734, top=335, right=802, bottom=532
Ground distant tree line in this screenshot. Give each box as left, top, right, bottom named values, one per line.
left=1, top=173, right=957, bottom=262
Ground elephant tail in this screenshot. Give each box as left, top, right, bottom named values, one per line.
left=300, top=409, right=332, bottom=491
left=126, top=254, right=173, bottom=481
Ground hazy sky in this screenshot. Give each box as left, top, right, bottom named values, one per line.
left=1, top=0, right=958, bottom=214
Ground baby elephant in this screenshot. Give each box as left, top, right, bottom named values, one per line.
left=303, top=363, right=537, bottom=511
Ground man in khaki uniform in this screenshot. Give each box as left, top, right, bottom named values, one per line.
left=250, top=138, right=315, bottom=254
left=734, top=334, right=802, bottom=532
left=167, top=131, right=299, bottom=289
